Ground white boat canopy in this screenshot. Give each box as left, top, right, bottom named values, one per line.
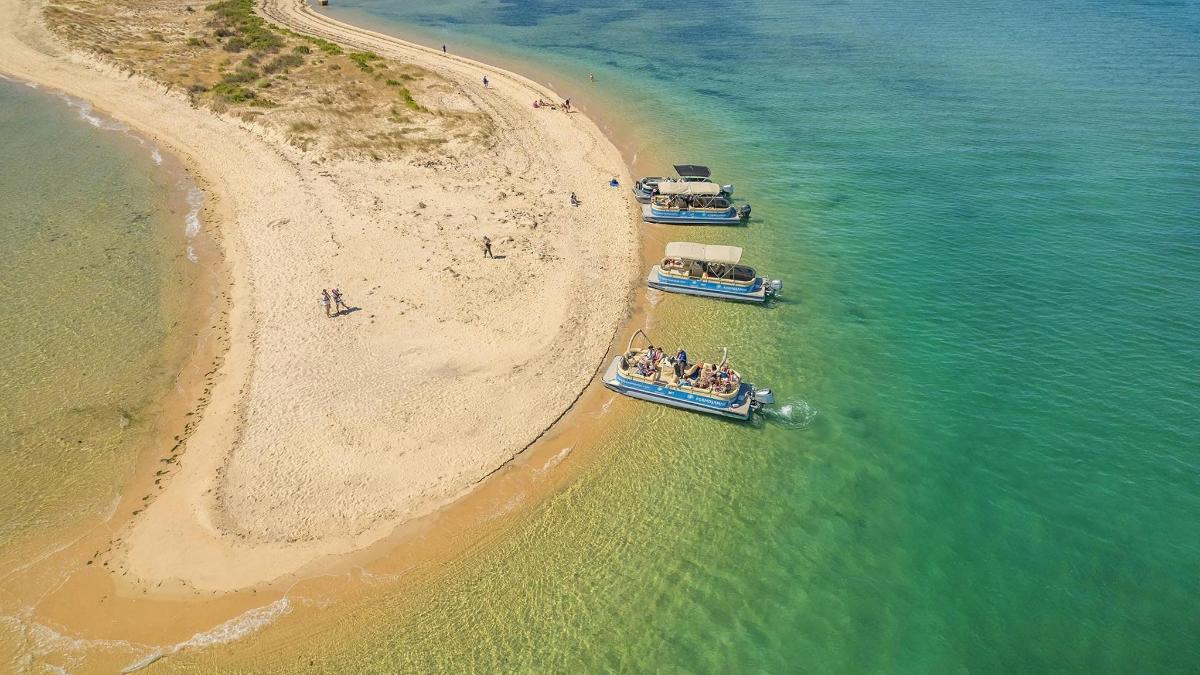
left=656, top=181, right=722, bottom=196
left=665, top=241, right=743, bottom=264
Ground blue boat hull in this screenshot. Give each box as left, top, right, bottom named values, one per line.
left=601, top=357, right=754, bottom=420
left=641, top=203, right=744, bottom=225
left=646, top=266, right=767, bottom=303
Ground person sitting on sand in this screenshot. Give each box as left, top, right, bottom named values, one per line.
left=570, top=191, right=579, bottom=207
left=562, top=99, right=571, bottom=112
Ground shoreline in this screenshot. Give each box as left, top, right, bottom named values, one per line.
left=0, top=0, right=645, bottom=663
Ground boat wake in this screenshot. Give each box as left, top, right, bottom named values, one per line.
left=764, top=399, right=818, bottom=429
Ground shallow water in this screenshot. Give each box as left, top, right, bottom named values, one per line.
left=0, top=79, right=206, bottom=562
left=108, top=0, right=1200, bottom=670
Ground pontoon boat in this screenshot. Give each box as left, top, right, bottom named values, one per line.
left=647, top=242, right=782, bottom=302
left=641, top=182, right=751, bottom=225
left=602, top=330, right=774, bottom=420
left=633, top=164, right=734, bottom=203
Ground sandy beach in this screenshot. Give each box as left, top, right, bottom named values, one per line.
left=0, top=0, right=637, bottom=594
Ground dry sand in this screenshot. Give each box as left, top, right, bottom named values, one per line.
left=0, top=0, right=637, bottom=592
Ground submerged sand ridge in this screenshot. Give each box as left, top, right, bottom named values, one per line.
left=0, top=0, right=636, bottom=591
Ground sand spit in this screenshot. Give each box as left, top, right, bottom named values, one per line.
left=0, top=0, right=637, bottom=591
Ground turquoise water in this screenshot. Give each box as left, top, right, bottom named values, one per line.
left=219, top=0, right=1197, bottom=671
left=0, top=78, right=204, bottom=558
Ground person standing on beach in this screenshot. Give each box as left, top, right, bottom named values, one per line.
left=442, top=44, right=447, bottom=54
left=482, top=236, right=493, bottom=258
left=483, top=75, right=489, bottom=88
left=320, top=289, right=332, bottom=318
left=332, top=288, right=350, bottom=315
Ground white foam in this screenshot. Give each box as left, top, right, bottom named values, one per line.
left=186, top=245, right=199, bottom=263
left=645, top=288, right=664, bottom=306
left=24, top=81, right=39, bottom=88
left=174, top=597, right=291, bottom=650
left=184, top=186, right=204, bottom=238
left=3, top=597, right=293, bottom=672
left=120, top=651, right=163, bottom=673
left=0, top=73, right=12, bottom=81
left=770, top=399, right=818, bottom=429
left=150, top=147, right=163, bottom=165
left=537, top=446, right=572, bottom=475
left=599, top=395, right=614, bottom=416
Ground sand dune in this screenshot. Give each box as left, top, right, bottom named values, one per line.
left=0, top=0, right=637, bottom=591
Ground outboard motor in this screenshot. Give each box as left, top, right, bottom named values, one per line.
left=738, top=204, right=752, bottom=220
left=765, top=279, right=783, bottom=297
left=722, top=183, right=735, bottom=196
left=750, top=387, right=775, bottom=412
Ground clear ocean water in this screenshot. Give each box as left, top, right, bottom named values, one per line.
left=187, top=0, right=1200, bottom=671
left=0, top=79, right=205, bottom=562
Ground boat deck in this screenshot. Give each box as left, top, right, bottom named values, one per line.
left=601, top=356, right=754, bottom=420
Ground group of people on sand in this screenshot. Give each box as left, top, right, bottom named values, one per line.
left=532, top=97, right=571, bottom=112
left=319, top=288, right=351, bottom=318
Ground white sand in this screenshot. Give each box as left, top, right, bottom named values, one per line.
left=0, top=0, right=637, bottom=591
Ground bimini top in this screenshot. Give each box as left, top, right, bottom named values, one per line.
left=657, top=181, right=722, bottom=196
left=674, top=164, right=712, bottom=178
left=665, top=241, right=743, bottom=264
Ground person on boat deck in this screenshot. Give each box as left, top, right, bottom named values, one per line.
left=675, top=348, right=688, bottom=371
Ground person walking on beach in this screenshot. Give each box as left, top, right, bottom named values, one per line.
left=320, top=289, right=332, bottom=318
left=483, top=75, right=489, bottom=88
left=332, top=288, right=350, bottom=315
left=442, top=44, right=447, bottom=54
left=482, top=235, right=493, bottom=258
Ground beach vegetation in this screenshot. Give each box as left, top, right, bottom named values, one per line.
left=303, top=36, right=342, bottom=56
left=44, top=0, right=467, bottom=158
left=348, top=51, right=382, bottom=72
left=206, top=0, right=282, bottom=53
left=220, top=68, right=259, bottom=85
left=399, top=89, right=423, bottom=111
left=264, top=53, right=304, bottom=74
left=211, top=82, right=256, bottom=103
